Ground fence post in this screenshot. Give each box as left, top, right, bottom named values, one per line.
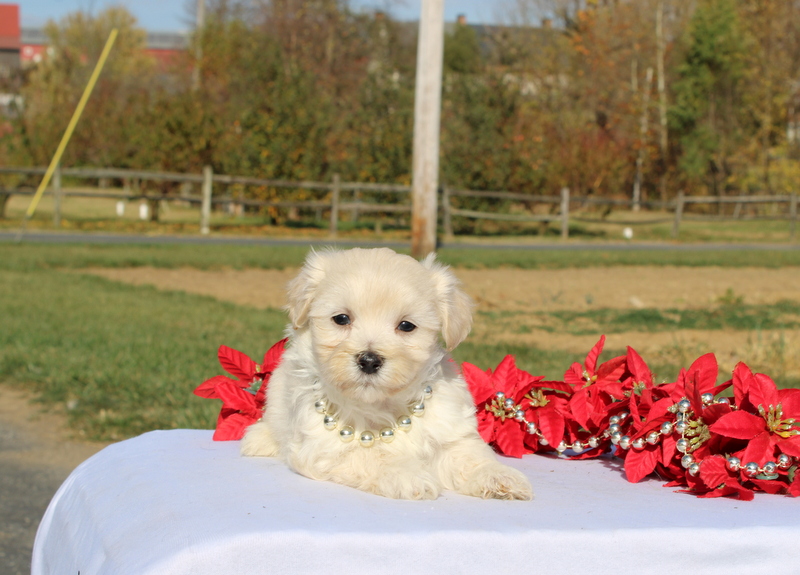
left=560, top=187, right=570, bottom=240
left=52, top=163, right=62, bottom=227
left=200, top=165, right=213, bottom=235
left=671, top=191, right=685, bottom=238
left=329, top=173, right=340, bottom=238
left=442, top=186, right=453, bottom=241
left=790, top=192, right=798, bottom=240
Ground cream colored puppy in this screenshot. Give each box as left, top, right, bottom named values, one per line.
left=241, top=248, right=532, bottom=500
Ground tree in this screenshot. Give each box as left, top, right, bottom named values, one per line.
left=669, top=0, right=748, bottom=196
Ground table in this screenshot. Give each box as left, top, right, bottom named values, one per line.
left=32, top=429, right=800, bottom=574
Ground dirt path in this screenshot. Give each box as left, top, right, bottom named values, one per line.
left=0, top=386, right=108, bottom=573
left=84, top=265, right=800, bottom=312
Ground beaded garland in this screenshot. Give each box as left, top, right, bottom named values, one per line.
left=487, top=390, right=796, bottom=481
left=314, top=385, right=433, bottom=447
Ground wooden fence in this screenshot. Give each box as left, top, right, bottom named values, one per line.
left=1, top=165, right=797, bottom=240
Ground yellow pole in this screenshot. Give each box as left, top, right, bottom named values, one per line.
left=20, top=28, right=119, bottom=225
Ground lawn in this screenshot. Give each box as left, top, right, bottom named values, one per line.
left=1, top=242, right=799, bottom=441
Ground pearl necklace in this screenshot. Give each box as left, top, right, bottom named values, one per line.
left=314, top=385, right=433, bottom=447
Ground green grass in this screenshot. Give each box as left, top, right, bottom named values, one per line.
left=0, top=269, right=287, bottom=440
left=3, top=242, right=800, bottom=273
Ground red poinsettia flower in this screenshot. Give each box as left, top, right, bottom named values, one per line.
left=564, top=336, right=627, bottom=436
left=463, top=355, right=545, bottom=458
left=194, top=339, right=286, bottom=440
left=710, top=363, right=800, bottom=471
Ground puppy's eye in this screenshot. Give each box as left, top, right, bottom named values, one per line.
left=332, top=314, right=351, bottom=326
left=397, top=321, right=416, bottom=332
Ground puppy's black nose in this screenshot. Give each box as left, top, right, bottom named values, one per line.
left=356, top=351, right=383, bottom=374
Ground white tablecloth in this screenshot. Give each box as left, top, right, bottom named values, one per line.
left=33, top=430, right=800, bottom=575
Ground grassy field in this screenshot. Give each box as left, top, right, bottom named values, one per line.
left=1, top=242, right=799, bottom=441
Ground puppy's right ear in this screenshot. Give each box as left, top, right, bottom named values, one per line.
left=286, top=250, right=328, bottom=329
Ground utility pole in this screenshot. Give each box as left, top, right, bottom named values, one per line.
left=192, top=0, right=205, bottom=92
left=410, top=0, right=445, bottom=259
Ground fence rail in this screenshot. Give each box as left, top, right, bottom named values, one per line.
left=0, top=166, right=797, bottom=240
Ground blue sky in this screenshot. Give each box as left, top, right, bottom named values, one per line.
left=17, top=0, right=510, bottom=31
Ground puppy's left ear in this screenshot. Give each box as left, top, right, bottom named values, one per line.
left=422, top=254, right=473, bottom=351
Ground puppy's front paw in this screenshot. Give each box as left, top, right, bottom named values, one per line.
left=366, top=471, right=441, bottom=500
left=241, top=420, right=278, bottom=457
left=462, top=463, right=533, bottom=501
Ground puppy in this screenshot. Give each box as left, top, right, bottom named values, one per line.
left=241, top=248, right=532, bottom=500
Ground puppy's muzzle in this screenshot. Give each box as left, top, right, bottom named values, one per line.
left=356, top=351, right=384, bottom=374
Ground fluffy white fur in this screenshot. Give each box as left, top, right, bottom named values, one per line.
left=241, top=247, right=532, bottom=500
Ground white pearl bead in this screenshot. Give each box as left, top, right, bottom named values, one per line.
left=726, top=456, right=741, bottom=472
left=514, top=409, right=526, bottom=421
left=314, top=399, right=328, bottom=414
left=339, top=426, right=355, bottom=442
left=556, top=441, right=568, bottom=453
left=359, top=431, right=375, bottom=448
left=701, top=393, right=714, bottom=405
left=397, top=415, right=412, bottom=431
left=676, top=438, right=689, bottom=453
left=619, top=436, right=631, bottom=450
left=572, top=441, right=584, bottom=453
left=681, top=454, right=695, bottom=468
left=323, top=414, right=338, bottom=431
left=526, top=421, right=537, bottom=434
left=646, top=431, right=660, bottom=445
left=423, top=386, right=433, bottom=399
left=587, top=436, right=599, bottom=448
left=660, top=421, right=673, bottom=435
left=688, top=463, right=700, bottom=476
left=778, top=454, right=792, bottom=470
left=609, top=415, right=621, bottom=425
left=631, top=437, right=645, bottom=450
left=495, top=391, right=505, bottom=400
left=743, top=462, right=759, bottom=477
left=411, top=402, right=425, bottom=417
left=678, top=399, right=691, bottom=413
left=762, top=461, right=778, bottom=475
left=504, top=398, right=515, bottom=409
left=539, top=437, right=549, bottom=446
left=379, top=428, right=395, bottom=443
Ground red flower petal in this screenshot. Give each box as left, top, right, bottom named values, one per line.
left=749, top=372, right=779, bottom=411
left=463, top=362, right=495, bottom=404
left=537, top=405, right=566, bottom=448
left=494, top=420, right=530, bottom=458
left=740, top=431, right=772, bottom=467
left=218, top=345, right=257, bottom=381
left=261, top=338, right=287, bottom=373
left=710, top=411, right=766, bottom=440
left=215, top=381, right=259, bottom=415
left=193, top=375, right=237, bottom=399
left=624, top=445, right=660, bottom=483
left=777, top=435, right=800, bottom=458
left=698, top=455, right=730, bottom=490
left=213, top=411, right=258, bottom=441
left=585, top=336, right=605, bottom=373
left=626, top=346, right=651, bottom=385
left=563, top=363, right=585, bottom=389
